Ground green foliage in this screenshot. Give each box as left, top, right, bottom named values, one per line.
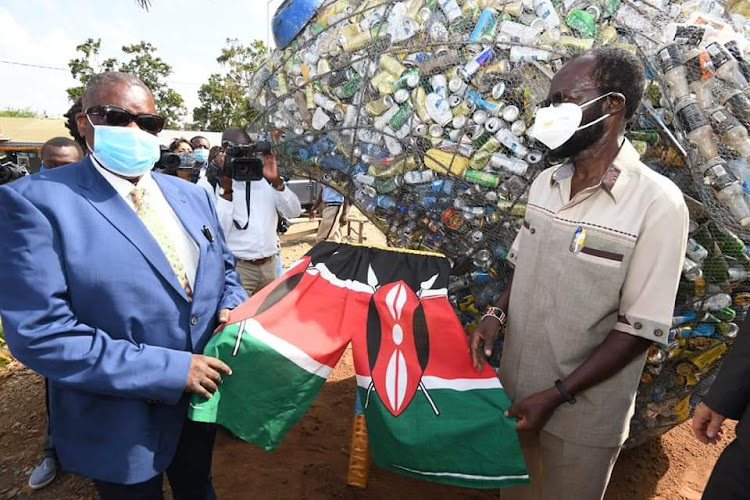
left=0, top=107, right=44, bottom=118
left=67, top=38, right=186, bottom=128
left=191, top=39, right=267, bottom=132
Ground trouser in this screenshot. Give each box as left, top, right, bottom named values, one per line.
left=703, top=438, right=750, bottom=500
left=235, top=258, right=277, bottom=296
left=43, top=378, right=56, bottom=457
left=93, top=419, right=217, bottom=500
left=188, top=242, right=528, bottom=489
left=500, top=430, right=621, bottom=500
left=315, top=204, right=344, bottom=243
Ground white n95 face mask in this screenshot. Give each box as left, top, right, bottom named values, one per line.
left=528, top=92, right=621, bottom=150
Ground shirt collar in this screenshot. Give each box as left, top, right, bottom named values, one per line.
left=91, top=155, right=155, bottom=200
left=549, top=139, right=640, bottom=203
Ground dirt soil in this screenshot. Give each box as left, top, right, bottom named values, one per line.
left=0, top=217, right=736, bottom=499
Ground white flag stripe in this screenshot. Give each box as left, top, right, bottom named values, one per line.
left=356, top=375, right=502, bottom=391
left=309, top=263, right=448, bottom=298
left=242, top=319, right=334, bottom=378
left=392, top=465, right=529, bottom=482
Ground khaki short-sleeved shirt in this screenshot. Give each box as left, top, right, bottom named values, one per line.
left=499, top=140, right=689, bottom=448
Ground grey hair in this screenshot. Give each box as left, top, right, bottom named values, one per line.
left=82, top=72, right=152, bottom=108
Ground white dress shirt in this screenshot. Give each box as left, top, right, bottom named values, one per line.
left=198, top=177, right=301, bottom=260
left=93, top=158, right=200, bottom=288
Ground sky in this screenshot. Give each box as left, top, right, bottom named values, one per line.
left=0, top=0, right=285, bottom=121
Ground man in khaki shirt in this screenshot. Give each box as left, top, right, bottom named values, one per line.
left=470, top=47, right=688, bottom=500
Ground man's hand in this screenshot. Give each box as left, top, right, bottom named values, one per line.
left=263, top=152, right=282, bottom=186
left=217, top=308, right=231, bottom=325
left=184, top=354, right=232, bottom=399
left=507, top=388, right=563, bottom=432
left=692, top=403, right=727, bottom=445
left=309, top=209, right=317, bottom=221
left=339, top=212, right=348, bottom=226
left=469, top=317, right=502, bottom=371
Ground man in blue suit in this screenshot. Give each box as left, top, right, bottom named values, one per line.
left=0, top=72, right=248, bottom=499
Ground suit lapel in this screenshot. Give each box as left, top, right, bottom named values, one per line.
left=152, top=174, right=208, bottom=297
left=77, top=159, right=190, bottom=301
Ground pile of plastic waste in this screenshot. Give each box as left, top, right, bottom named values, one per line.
left=248, top=0, right=750, bottom=447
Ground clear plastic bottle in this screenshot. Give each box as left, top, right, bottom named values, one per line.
left=656, top=45, right=690, bottom=101
left=706, top=42, right=749, bottom=90
left=708, top=107, right=750, bottom=157
left=683, top=257, right=703, bottom=281
left=675, top=96, right=719, bottom=160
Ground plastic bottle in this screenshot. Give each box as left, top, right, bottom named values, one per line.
left=533, top=0, right=561, bottom=28
left=674, top=97, right=719, bottom=160
left=704, top=158, right=750, bottom=226
left=706, top=42, right=749, bottom=90
left=656, top=45, right=691, bottom=101
left=708, top=107, right=750, bottom=157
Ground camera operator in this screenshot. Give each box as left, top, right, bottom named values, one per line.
left=201, top=127, right=301, bottom=296
left=168, top=138, right=197, bottom=183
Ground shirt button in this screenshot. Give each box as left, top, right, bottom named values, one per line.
left=634, top=322, right=643, bottom=330
left=508, top=253, right=515, bottom=259
left=530, top=228, right=536, bottom=234
left=190, top=316, right=199, bottom=326
left=654, top=329, right=664, bottom=337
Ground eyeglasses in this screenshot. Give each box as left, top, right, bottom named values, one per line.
left=86, top=105, right=165, bottom=134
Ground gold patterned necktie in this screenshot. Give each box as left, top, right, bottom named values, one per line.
left=129, top=187, right=193, bottom=300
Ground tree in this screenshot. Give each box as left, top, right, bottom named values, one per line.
left=191, top=39, right=268, bottom=132
left=66, top=38, right=117, bottom=103
left=67, top=39, right=186, bottom=128
left=119, top=42, right=186, bottom=128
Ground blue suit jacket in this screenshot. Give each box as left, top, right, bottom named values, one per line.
left=0, top=157, right=247, bottom=484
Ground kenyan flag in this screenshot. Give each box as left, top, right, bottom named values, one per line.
left=188, top=243, right=528, bottom=489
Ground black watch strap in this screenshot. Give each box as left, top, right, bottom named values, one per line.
left=555, top=379, right=576, bottom=405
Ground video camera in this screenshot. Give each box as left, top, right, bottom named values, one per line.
left=0, top=155, right=29, bottom=185
left=218, top=139, right=272, bottom=182
left=153, top=146, right=181, bottom=174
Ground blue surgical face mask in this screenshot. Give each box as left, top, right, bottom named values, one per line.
left=87, top=116, right=160, bottom=177
left=193, top=148, right=209, bottom=164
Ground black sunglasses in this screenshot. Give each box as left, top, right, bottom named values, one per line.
left=86, top=105, right=165, bottom=134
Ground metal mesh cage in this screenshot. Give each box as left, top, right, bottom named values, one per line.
left=245, top=0, right=750, bottom=447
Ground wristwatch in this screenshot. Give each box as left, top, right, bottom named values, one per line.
left=555, top=379, right=576, bottom=405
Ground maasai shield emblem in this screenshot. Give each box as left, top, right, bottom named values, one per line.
left=365, top=267, right=439, bottom=417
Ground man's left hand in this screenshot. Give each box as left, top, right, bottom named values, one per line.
left=262, top=152, right=282, bottom=187
left=506, top=388, right=563, bottom=431
left=339, top=213, right=348, bottom=226
left=692, top=403, right=726, bottom=445
left=217, top=309, right=231, bottom=325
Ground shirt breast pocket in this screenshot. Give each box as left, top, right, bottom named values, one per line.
left=577, top=245, right=625, bottom=269
left=567, top=229, right=634, bottom=279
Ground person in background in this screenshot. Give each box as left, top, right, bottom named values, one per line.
left=0, top=71, right=247, bottom=499
left=203, top=127, right=301, bottom=296
left=27, top=136, right=84, bottom=490
left=40, top=137, right=83, bottom=172
left=309, top=185, right=349, bottom=244
left=470, top=47, right=688, bottom=500
left=168, top=138, right=196, bottom=183
left=191, top=136, right=211, bottom=179
left=63, top=98, right=87, bottom=152
left=693, top=314, right=750, bottom=499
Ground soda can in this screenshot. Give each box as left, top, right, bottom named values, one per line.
left=511, top=120, right=527, bottom=136
left=460, top=47, right=495, bottom=81
left=502, top=105, right=521, bottom=123
left=485, top=117, right=503, bottom=133
left=492, top=82, right=507, bottom=100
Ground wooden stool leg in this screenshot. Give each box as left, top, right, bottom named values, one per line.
left=347, top=391, right=370, bottom=488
